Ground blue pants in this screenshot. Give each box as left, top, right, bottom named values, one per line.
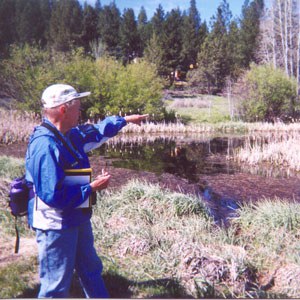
left=36, top=220, right=109, bottom=298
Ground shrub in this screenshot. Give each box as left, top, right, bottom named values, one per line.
left=233, top=64, right=298, bottom=122
left=2, top=44, right=164, bottom=120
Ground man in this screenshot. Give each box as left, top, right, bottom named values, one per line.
left=25, top=83, right=148, bottom=298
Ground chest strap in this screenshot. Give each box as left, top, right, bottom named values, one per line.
left=40, top=122, right=81, bottom=166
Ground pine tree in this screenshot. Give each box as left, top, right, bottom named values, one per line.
left=151, top=4, right=165, bottom=36
left=227, top=19, right=243, bottom=78
left=15, top=0, right=46, bottom=45
left=95, top=0, right=102, bottom=12
left=239, top=0, right=264, bottom=68
left=98, top=2, right=121, bottom=57
left=181, top=0, right=201, bottom=71
left=196, top=0, right=233, bottom=92
left=0, top=0, right=17, bottom=57
left=198, top=21, right=208, bottom=46
left=137, top=6, right=151, bottom=57
left=49, top=0, right=83, bottom=52
left=82, top=2, right=99, bottom=53
left=163, top=8, right=184, bottom=74
left=144, top=33, right=166, bottom=76
left=39, top=0, right=52, bottom=46
left=120, top=8, right=140, bottom=63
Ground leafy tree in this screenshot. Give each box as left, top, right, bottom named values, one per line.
left=49, top=0, right=83, bottom=52
left=234, top=64, right=297, bottom=122
left=2, top=45, right=164, bottom=119
left=106, top=59, right=164, bottom=117
left=120, top=8, right=140, bottom=64
left=198, top=20, right=208, bottom=46
left=2, top=44, right=58, bottom=111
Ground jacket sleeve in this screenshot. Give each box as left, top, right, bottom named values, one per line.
left=26, top=138, right=91, bottom=210
left=75, top=116, right=127, bottom=153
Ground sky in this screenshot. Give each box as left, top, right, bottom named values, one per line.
left=82, top=0, right=245, bottom=22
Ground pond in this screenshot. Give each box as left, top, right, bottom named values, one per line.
left=94, top=133, right=243, bottom=181
left=91, top=133, right=300, bottom=224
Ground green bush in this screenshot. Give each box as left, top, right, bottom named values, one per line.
left=2, top=44, right=164, bottom=119
left=234, top=64, right=298, bottom=122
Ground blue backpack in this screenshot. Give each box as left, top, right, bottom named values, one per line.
left=8, top=175, right=34, bottom=253
left=9, top=175, right=33, bottom=217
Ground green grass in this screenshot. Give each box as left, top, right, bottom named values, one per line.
left=166, top=94, right=232, bottom=124
left=232, top=199, right=300, bottom=270
left=0, top=257, right=38, bottom=298
left=0, top=155, right=25, bottom=180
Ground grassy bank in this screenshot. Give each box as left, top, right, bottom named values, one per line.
left=92, top=181, right=300, bottom=298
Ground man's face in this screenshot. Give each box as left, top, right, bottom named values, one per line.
left=64, top=99, right=81, bottom=129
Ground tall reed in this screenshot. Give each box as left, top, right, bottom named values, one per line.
left=233, top=133, right=300, bottom=171
left=0, top=109, right=39, bottom=144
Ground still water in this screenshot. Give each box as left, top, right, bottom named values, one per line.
left=93, top=133, right=298, bottom=181
left=93, top=134, right=244, bottom=183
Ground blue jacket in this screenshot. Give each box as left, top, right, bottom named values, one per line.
left=25, top=116, right=127, bottom=230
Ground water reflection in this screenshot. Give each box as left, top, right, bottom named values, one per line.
left=91, top=133, right=300, bottom=180
left=92, top=134, right=245, bottom=182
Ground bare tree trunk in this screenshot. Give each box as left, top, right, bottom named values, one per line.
left=271, top=6, right=277, bottom=68
left=277, top=0, right=287, bottom=73
left=288, top=0, right=294, bottom=77
left=297, top=0, right=300, bottom=94
left=283, top=0, right=289, bottom=75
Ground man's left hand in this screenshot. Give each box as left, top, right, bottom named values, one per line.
left=124, top=114, right=149, bottom=126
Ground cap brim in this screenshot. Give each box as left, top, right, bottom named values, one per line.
left=76, top=91, right=91, bottom=99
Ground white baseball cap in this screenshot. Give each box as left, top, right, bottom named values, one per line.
left=41, top=84, right=91, bottom=108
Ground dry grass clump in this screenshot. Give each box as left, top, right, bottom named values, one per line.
left=121, top=121, right=250, bottom=134
left=92, top=180, right=300, bottom=298
left=233, top=133, right=300, bottom=171
left=0, top=109, right=39, bottom=144
left=247, top=121, right=300, bottom=133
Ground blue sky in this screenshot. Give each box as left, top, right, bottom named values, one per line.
left=82, top=0, right=245, bottom=22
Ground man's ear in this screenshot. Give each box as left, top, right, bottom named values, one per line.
left=59, top=105, right=67, bottom=115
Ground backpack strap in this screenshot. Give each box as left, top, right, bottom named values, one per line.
left=14, top=216, right=20, bottom=254
left=40, top=122, right=81, bottom=166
